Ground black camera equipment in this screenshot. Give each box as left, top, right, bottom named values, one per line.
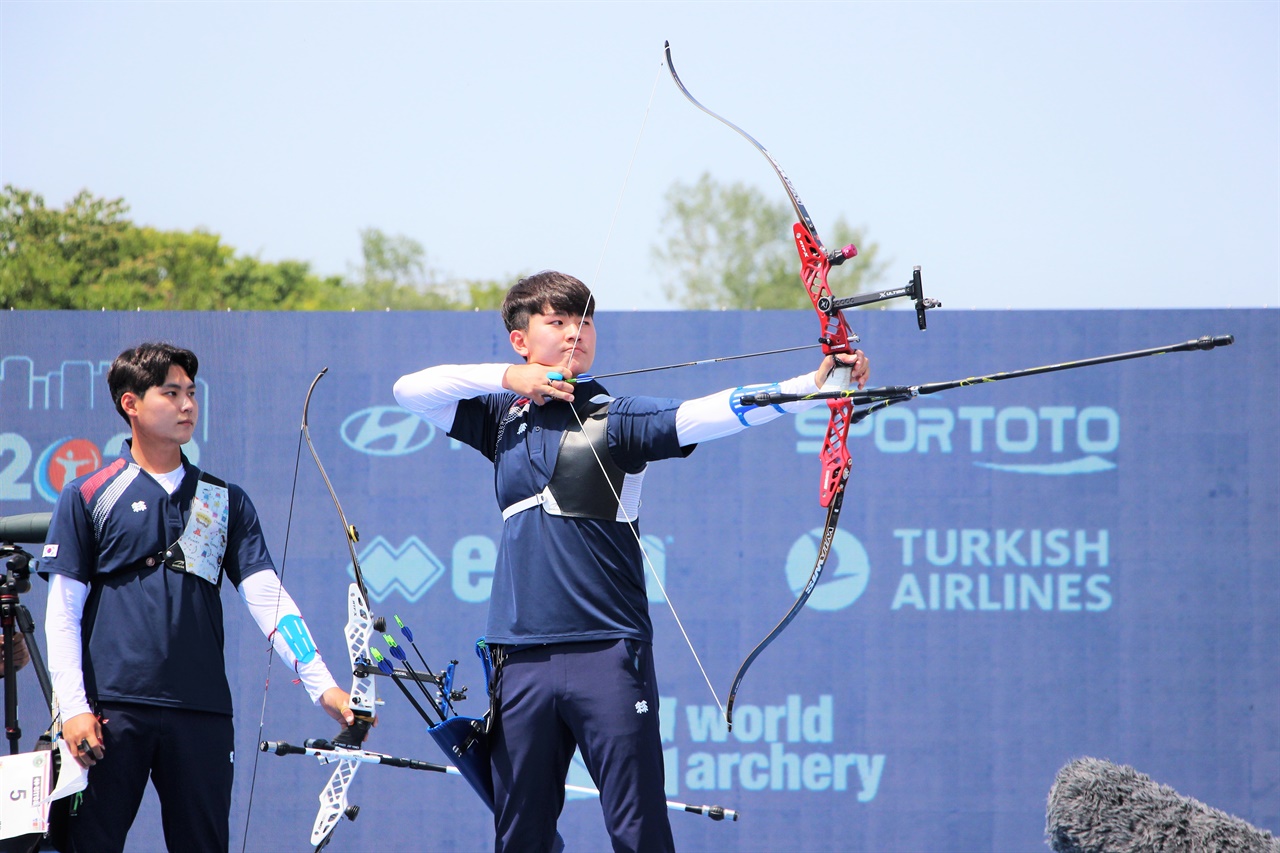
left=0, top=514, right=55, bottom=754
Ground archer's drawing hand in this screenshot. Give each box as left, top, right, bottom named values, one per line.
left=504, top=363, right=576, bottom=406
left=815, top=350, right=870, bottom=391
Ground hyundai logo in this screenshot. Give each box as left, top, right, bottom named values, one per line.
left=340, top=407, right=436, bottom=456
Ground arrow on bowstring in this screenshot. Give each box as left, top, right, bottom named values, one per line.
left=567, top=342, right=824, bottom=384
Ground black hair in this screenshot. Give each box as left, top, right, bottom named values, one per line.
left=108, top=342, right=199, bottom=423
left=500, top=271, right=594, bottom=332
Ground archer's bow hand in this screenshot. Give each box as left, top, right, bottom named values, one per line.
left=815, top=350, right=870, bottom=392
left=319, top=686, right=373, bottom=742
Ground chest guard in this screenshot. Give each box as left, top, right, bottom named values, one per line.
left=501, top=400, right=646, bottom=523
left=152, top=471, right=231, bottom=586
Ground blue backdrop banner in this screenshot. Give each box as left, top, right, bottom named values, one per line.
left=0, top=308, right=1274, bottom=852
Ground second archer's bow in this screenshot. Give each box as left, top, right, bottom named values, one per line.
left=663, top=42, right=935, bottom=729
left=240, top=368, right=384, bottom=852
left=298, top=368, right=384, bottom=850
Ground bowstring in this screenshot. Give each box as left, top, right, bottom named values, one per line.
left=239, top=421, right=306, bottom=852
left=564, top=57, right=726, bottom=718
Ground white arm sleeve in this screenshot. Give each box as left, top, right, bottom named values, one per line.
left=676, top=370, right=824, bottom=445
left=393, top=363, right=512, bottom=429
left=239, top=571, right=340, bottom=704
left=45, top=574, right=93, bottom=720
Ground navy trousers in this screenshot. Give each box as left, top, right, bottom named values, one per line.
left=66, top=702, right=234, bottom=853
left=491, top=639, right=674, bottom=853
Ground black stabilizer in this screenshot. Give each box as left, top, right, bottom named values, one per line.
left=740, top=385, right=914, bottom=407
left=1046, top=757, right=1279, bottom=853
left=821, top=265, right=938, bottom=325
left=906, top=266, right=940, bottom=331
left=259, top=740, right=308, bottom=756
left=1195, top=334, right=1235, bottom=350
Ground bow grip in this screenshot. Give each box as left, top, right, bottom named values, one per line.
left=821, top=364, right=854, bottom=394
left=329, top=715, right=373, bottom=749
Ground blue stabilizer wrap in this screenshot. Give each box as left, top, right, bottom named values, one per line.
left=730, top=384, right=785, bottom=425
left=276, top=614, right=318, bottom=664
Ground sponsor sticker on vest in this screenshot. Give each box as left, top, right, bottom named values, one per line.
left=176, top=480, right=229, bottom=584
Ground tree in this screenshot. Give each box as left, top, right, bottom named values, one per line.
left=347, top=228, right=467, bottom=310
left=0, top=186, right=354, bottom=310
left=652, top=173, right=888, bottom=310
left=1, top=187, right=136, bottom=308
left=463, top=277, right=517, bottom=311
left=0, top=186, right=521, bottom=312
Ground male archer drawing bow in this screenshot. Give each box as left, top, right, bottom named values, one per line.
left=393, top=271, right=868, bottom=852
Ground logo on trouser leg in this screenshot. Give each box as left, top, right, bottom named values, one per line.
left=635, top=700, right=649, bottom=714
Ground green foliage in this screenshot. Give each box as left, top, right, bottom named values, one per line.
left=0, top=187, right=510, bottom=311
left=0, top=186, right=357, bottom=310
left=652, top=173, right=888, bottom=310
left=463, top=278, right=516, bottom=311
left=348, top=228, right=469, bottom=310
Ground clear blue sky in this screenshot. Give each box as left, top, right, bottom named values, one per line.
left=2, top=1, right=1276, bottom=310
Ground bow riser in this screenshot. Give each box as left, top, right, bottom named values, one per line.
left=308, top=583, right=377, bottom=849
left=818, top=402, right=854, bottom=509
left=343, top=584, right=377, bottom=728
left=311, top=755, right=358, bottom=847
left=795, top=225, right=856, bottom=356
left=793, top=224, right=857, bottom=508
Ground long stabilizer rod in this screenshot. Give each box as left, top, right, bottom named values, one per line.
left=261, top=740, right=738, bottom=821
left=740, top=334, right=1235, bottom=407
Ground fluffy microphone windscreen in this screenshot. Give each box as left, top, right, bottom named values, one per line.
left=1046, top=757, right=1279, bottom=853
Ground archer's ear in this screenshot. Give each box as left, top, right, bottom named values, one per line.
left=509, top=328, right=530, bottom=358
left=119, top=391, right=141, bottom=419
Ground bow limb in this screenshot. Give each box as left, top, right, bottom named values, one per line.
left=299, top=368, right=378, bottom=728
left=665, top=41, right=860, bottom=727
left=298, top=368, right=380, bottom=848
left=301, top=368, right=373, bottom=610
left=724, top=478, right=847, bottom=729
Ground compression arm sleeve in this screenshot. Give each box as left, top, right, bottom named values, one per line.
left=45, top=574, right=92, bottom=721
left=239, top=571, right=340, bottom=704
left=676, top=370, right=823, bottom=445
left=393, top=363, right=511, bottom=430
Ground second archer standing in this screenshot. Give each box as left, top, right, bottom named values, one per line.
left=42, top=342, right=360, bottom=853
